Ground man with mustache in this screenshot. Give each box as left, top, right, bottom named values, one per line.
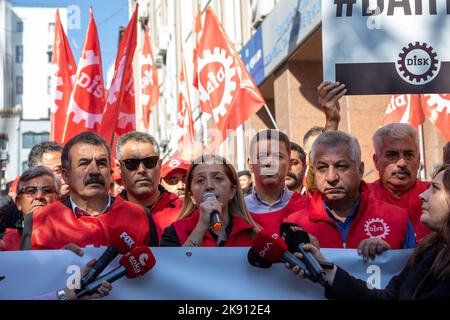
left=284, top=131, right=416, bottom=261
left=246, top=130, right=310, bottom=234
left=21, top=132, right=157, bottom=250
left=0, top=166, right=59, bottom=251
left=369, top=123, right=431, bottom=242
left=116, top=132, right=182, bottom=240
left=285, top=142, right=307, bottom=194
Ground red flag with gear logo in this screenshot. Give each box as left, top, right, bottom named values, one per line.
left=192, top=5, right=202, bottom=91
left=62, top=8, right=105, bottom=144
left=50, top=9, right=77, bottom=144
left=98, top=6, right=138, bottom=147
left=196, top=7, right=266, bottom=144
left=381, top=94, right=425, bottom=129
left=422, top=94, right=450, bottom=140
left=140, top=26, right=159, bottom=129
left=177, top=50, right=195, bottom=147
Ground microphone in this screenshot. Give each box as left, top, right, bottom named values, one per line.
left=247, top=247, right=272, bottom=269
left=78, top=229, right=137, bottom=289
left=250, top=230, right=314, bottom=281
left=203, top=192, right=222, bottom=231
left=280, top=223, right=330, bottom=287
left=76, top=246, right=156, bottom=298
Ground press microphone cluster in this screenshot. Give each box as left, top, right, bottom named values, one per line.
left=203, top=192, right=222, bottom=231
left=280, top=223, right=331, bottom=288
left=76, top=246, right=156, bottom=298
left=78, top=229, right=137, bottom=290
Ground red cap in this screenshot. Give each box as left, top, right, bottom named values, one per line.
left=251, top=230, right=288, bottom=263
left=111, top=229, right=137, bottom=254
left=120, top=246, right=156, bottom=278
left=160, top=158, right=190, bottom=179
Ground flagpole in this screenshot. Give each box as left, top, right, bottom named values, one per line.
left=418, top=124, right=426, bottom=180
left=264, top=104, right=279, bottom=130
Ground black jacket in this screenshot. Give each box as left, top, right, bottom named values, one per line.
left=325, top=246, right=450, bottom=300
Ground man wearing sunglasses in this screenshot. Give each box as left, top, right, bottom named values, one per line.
left=20, top=132, right=158, bottom=250
left=1, top=166, right=59, bottom=251
left=116, top=132, right=182, bottom=239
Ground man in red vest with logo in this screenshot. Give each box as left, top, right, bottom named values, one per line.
left=22, top=132, right=158, bottom=250
left=284, top=131, right=416, bottom=261
left=115, top=132, right=182, bottom=240
left=370, top=123, right=431, bottom=242
left=246, top=129, right=310, bottom=234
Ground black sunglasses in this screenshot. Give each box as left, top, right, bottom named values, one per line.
left=120, top=156, right=159, bottom=171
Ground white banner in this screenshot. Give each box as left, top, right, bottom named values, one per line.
left=322, top=0, right=450, bottom=94
left=0, top=248, right=412, bottom=300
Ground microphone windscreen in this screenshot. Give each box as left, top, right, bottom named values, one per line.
left=251, top=230, right=288, bottom=263
left=120, top=246, right=156, bottom=278
left=203, top=192, right=215, bottom=201
left=111, top=229, right=137, bottom=254
left=247, top=247, right=272, bottom=268
left=280, top=222, right=310, bottom=252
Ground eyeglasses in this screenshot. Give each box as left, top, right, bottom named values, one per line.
left=120, top=156, right=159, bottom=171
left=18, top=185, right=57, bottom=197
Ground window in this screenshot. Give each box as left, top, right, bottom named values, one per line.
left=17, top=21, right=23, bottom=32
left=16, top=76, right=23, bottom=95
left=0, top=138, right=7, bottom=150
left=16, top=45, right=23, bottom=63
left=47, top=76, right=52, bottom=95
left=48, top=22, right=55, bottom=33
left=47, top=45, right=52, bottom=63
left=23, top=132, right=50, bottom=149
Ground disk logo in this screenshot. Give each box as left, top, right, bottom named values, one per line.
left=396, top=42, right=440, bottom=85
left=364, top=218, right=390, bottom=239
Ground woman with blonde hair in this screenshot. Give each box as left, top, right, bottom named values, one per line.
left=160, top=155, right=260, bottom=247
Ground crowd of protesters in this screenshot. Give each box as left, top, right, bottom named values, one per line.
left=1, top=81, right=450, bottom=300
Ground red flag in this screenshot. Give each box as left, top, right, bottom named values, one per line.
left=197, top=7, right=266, bottom=144
left=50, top=9, right=77, bottom=144
left=62, top=8, right=105, bottom=143
left=381, top=94, right=425, bottom=129
left=177, top=50, right=195, bottom=146
left=98, top=6, right=138, bottom=147
left=192, top=5, right=202, bottom=90
left=422, top=94, right=450, bottom=140
left=139, top=26, right=159, bottom=129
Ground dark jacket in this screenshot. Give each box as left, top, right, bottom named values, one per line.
left=325, top=245, right=450, bottom=300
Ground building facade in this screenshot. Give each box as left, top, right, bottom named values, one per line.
left=0, top=1, right=67, bottom=180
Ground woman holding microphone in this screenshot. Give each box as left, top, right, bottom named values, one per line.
left=160, top=155, right=260, bottom=247
left=289, top=164, right=450, bottom=299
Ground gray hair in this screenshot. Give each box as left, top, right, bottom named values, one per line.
left=310, top=131, right=361, bottom=165
left=116, top=131, right=160, bottom=159
left=372, top=123, right=420, bottom=156
left=17, top=166, right=59, bottom=195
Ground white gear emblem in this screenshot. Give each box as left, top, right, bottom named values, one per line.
left=117, top=112, right=136, bottom=130
left=423, top=94, right=450, bottom=122
left=197, top=47, right=237, bottom=123
left=71, top=101, right=103, bottom=128
left=169, top=159, right=181, bottom=168
left=364, top=218, right=390, bottom=239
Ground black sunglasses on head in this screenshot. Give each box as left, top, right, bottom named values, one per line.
left=120, top=156, right=159, bottom=171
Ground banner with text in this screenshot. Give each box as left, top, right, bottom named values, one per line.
left=322, top=0, right=450, bottom=94
left=0, top=248, right=411, bottom=300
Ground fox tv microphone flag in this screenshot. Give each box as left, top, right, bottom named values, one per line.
left=62, top=8, right=105, bottom=144
left=196, top=7, right=266, bottom=146
left=50, top=9, right=77, bottom=144
left=140, top=26, right=160, bottom=129
left=98, top=6, right=138, bottom=149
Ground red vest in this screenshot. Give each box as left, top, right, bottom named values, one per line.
left=369, top=179, right=431, bottom=242
left=153, top=202, right=183, bottom=240
left=172, top=209, right=256, bottom=247
left=31, top=196, right=150, bottom=250
left=284, top=182, right=409, bottom=249
left=0, top=228, right=21, bottom=251
left=249, top=192, right=310, bottom=235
